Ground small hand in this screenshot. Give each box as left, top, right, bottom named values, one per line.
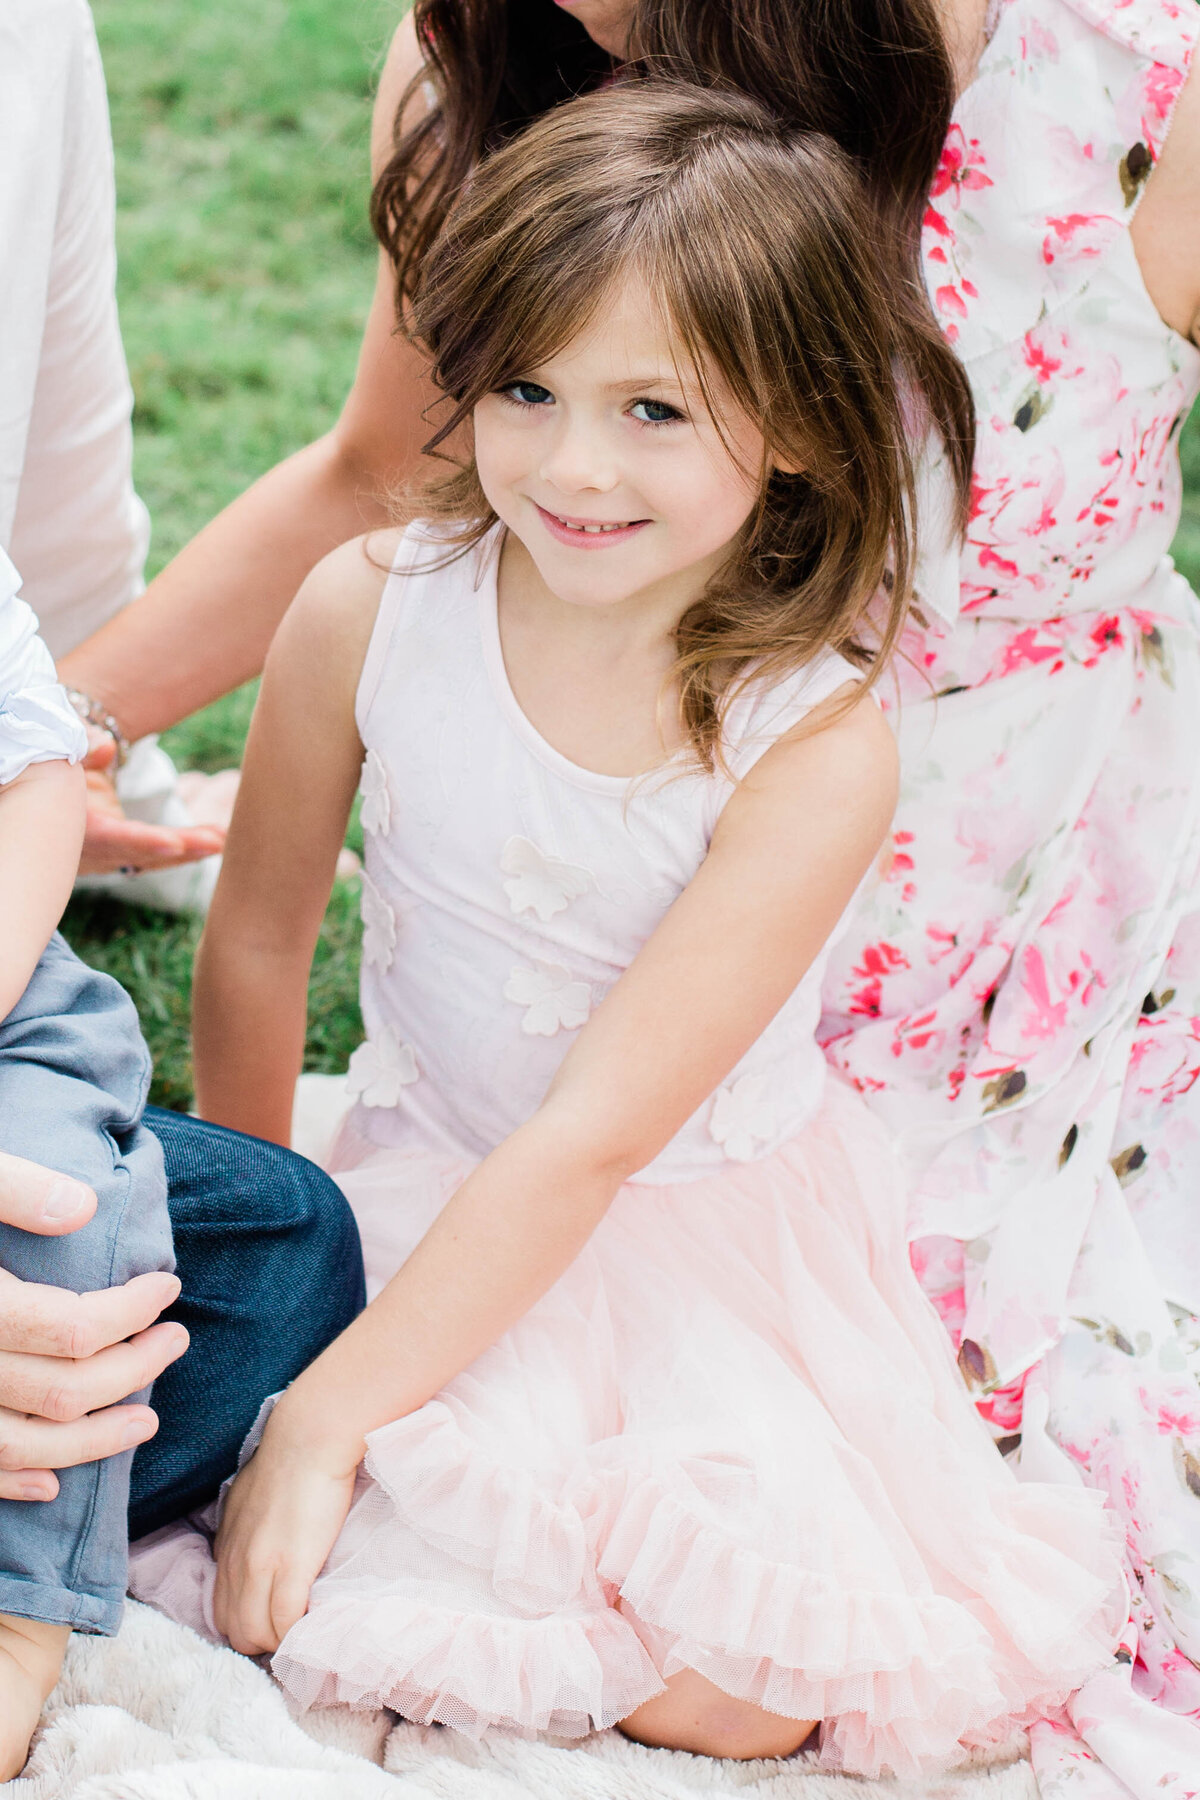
left=213, top=1405, right=360, bottom=1656
left=0, top=1151, right=188, bottom=1500
left=79, top=754, right=225, bottom=876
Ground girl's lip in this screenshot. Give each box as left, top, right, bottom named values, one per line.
left=534, top=503, right=650, bottom=549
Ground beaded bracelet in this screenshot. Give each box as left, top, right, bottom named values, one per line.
left=64, top=688, right=131, bottom=769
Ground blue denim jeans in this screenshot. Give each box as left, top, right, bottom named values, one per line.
left=0, top=935, right=173, bottom=1633
left=129, top=1108, right=366, bottom=1539
left=0, top=936, right=366, bottom=1633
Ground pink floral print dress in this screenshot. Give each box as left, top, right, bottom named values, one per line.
left=820, top=0, right=1200, bottom=1788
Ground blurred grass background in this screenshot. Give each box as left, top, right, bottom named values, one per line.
left=63, top=0, right=1200, bottom=1110
left=60, top=0, right=401, bottom=1107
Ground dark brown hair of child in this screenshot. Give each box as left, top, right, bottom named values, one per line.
left=370, top=0, right=973, bottom=510
left=410, top=83, right=928, bottom=771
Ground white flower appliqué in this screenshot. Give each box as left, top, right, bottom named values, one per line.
left=359, top=870, right=397, bottom=972
left=359, top=749, right=391, bottom=837
left=708, top=1072, right=780, bottom=1163
left=346, top=1028, right=419, bottom=1108
left=500, top=835, right=591, bottom=922
left=504, top=962, right=591, bottom=1037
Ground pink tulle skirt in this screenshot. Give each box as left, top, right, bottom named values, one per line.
left=260, top=1078, right=1125, bottom=1778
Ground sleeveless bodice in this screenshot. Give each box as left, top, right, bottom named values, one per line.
left=910, top=0, right=1200, bottom=686
left=350, top=526, right=859, bottom=1183
left=349, top=522, right=863, bottom=1180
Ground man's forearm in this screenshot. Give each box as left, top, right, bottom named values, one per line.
left=57, top=434, right=391, bottom=742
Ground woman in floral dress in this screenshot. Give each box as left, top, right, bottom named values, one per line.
left=819, top=1, right=1200, bottom=1787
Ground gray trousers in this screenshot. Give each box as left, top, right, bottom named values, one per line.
left=0, top=933, right=172, bottom=1633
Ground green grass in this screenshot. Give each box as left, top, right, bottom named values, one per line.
left=60, top=0, right=399, bottom=1108
left=61, top=0, right=1200, bottom=1109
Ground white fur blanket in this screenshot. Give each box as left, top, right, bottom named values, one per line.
left=5, top=1602, right=1037, bottom=1800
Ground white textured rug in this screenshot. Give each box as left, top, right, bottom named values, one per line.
left=3, top=1603, right=1037, bottom=1800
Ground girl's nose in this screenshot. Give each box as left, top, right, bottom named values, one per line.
left=539, top=420, right=619, bottom=495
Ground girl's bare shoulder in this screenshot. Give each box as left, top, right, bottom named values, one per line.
left=722, top=683, right=899, bottom=862
left=273, top=531, right=402, bottom=683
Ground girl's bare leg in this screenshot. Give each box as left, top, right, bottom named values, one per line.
left=619, top=1666, right=818, bottom=1760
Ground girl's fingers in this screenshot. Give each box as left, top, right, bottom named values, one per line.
left=269, top=1573, right=314, bottom=1649
left=215, top=1558, right=281, bottom=1656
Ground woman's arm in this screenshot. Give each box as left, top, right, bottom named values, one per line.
left=0, top=761, right=85, bottom=1022
left=57, top=16, right=434, bottom=746
left=191, top=536, right=389, bottom=1144
left=1131, top=57, right=1200, bottom=344
left=214, top=688, right=900, bottom=1653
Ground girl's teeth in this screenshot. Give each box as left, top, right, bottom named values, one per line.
left=565, top=520, right=627, bottom=533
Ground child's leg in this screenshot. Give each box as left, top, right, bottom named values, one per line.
left=0, top=934, right=172, bottom=1775
left=618, top=1669, right=817, bottom=1761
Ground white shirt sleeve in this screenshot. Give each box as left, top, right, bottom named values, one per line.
left=0, top=546, right=88, bottom=783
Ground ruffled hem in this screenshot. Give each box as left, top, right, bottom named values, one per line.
left=272, top=1401, right=1122, bottom=1776
left=274, top=1597, right=663, bottom=1738
left=265, top=1093, right=1127, bottom=1778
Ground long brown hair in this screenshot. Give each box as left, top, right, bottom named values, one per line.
left=412, top=84, right=932, bottom=769
left=371, top=0, right=973, bottom=503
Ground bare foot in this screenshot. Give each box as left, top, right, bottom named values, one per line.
left=0, top=1614, right=70, bottom=1780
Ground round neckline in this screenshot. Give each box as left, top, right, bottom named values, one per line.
left=476, top=535, right=645, bottom=796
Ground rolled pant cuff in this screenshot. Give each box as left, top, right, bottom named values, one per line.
left=0, top=1574, right=122, bottom=1636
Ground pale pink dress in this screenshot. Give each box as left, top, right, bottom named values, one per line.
left=161, top=524, right=1121, bottom=1780
left=816, top=0, right=1200, bottom=1787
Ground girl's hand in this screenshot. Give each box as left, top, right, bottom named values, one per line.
left=212, top=1407, right=362, bottom=1656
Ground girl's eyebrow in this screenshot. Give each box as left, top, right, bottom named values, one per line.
left=600, top=373, right=692, bottom=396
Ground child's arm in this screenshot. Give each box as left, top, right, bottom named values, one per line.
left=0, top=760, right=85, bottom=1022
left=191, top=535, right=392, bottom=1144
left=213, top=681, right=899, bottom=1655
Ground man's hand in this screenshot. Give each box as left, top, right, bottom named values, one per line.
left=0, top=1150, right=188, bottom=1500
left=213, top=1405, right=359, bottom=1655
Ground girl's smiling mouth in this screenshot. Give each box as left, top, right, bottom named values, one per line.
left=534, top=503, right=651, bottom=547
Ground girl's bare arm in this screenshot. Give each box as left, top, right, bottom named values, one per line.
left=58, top=18, right=433, bottom=745
left=214, top=682, right=899, bottom=1653
left=0, top=761, right=85, bottom=1022
left=191, top=536, right=390, bottom=1143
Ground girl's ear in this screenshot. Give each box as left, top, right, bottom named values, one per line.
left=770, top=454, right=805, bottom=477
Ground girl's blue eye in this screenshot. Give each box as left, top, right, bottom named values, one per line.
left=630, top=398, right=682, bottom=425
left=505, top=381, right=553, bottom=407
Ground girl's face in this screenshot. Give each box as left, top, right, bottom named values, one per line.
left=473, top=275, right=767, bottom=620
left=549, top=0, right=636, bottom=56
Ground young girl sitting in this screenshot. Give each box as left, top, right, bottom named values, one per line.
left=186, top=85, right=1126, bottom=1775
left=0, top=548, right=175, bottom=1778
